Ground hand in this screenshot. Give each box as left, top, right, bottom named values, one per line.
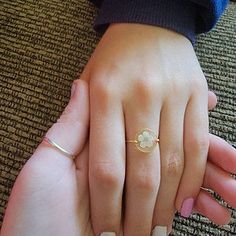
left=81, top=24, right=236, bottom=236
left=160, top=93, right=236, bottom=234
left=1, top=80, right=93, bottom=236
left=193, top=133, right=236, bottom=225
left=81, top=23, right=210, bottom=235
left=1, top=79, right=235, bottom=236
left=153, top=133, right=236, bottom=235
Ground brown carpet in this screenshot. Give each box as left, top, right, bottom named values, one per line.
left=0, top=0, right=235, bottom=234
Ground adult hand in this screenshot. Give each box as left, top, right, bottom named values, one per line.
left=153, top=92, right=236, bottom=235
left=194, top=134, right=236, bottom=225
left=1, top=80, right=93, bottom=236
left=82, top=23, right=236, bottom=236
left=82, top=23, right=210, bottom=236
left=157, top=134, right=236, bottom=235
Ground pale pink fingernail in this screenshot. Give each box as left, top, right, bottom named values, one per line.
left=70, top=81, right=77, bottom=98
left=180, top=198, right=194, bottom=218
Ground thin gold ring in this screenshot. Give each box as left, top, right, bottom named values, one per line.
left=125, top=128, right=159, bottom=153
left=43, top=136, right=76, bottom=159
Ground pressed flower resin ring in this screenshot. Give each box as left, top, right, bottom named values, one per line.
left=126, top=128, right=159, bottom=153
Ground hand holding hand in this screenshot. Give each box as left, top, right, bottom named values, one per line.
left=1, top=79, right=236, bottom=236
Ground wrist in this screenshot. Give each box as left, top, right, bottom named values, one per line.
left=107, top=23, right=193, bottom=47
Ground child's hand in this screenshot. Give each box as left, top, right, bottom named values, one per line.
left=81, top=23, right=209, bottom=235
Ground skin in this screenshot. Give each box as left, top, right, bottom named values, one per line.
left=1, top=80, right=236, bottom=236
left=82, top=23, right=209, bottom=235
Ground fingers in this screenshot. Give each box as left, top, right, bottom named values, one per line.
left=152, top=98, right=186, bottom=235
left=193, top=135, right=236, bottom=226
left=175, top=87, right=209, bottom=217
left=195, top=160, right=236, bottom=225
left=89, top=82, right=125, bottom=235
left=34, top=79, right=89, bottom=165
left=203, top=161, right=236, bottom=209
left=208, top=134, right=236, bottom=174
left=123, top=93, right=160, bottom=236
left=208, top=91, right=217, bottom=111
left=1, top=80, right=90, bottom=236
left=194, top=190, right=231, bottom=225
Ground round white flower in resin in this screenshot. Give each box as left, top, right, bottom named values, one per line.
left=135, top=128, right=158, bottom=153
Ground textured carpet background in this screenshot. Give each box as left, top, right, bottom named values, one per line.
left=0, top=0, right=235, bottom=235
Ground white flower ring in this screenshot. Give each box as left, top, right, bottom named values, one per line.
left=126, top=128, right=159, bottom=153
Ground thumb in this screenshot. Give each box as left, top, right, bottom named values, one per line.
left=41, top=79, right=89, bottom=159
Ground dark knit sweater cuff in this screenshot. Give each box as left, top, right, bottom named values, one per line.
left=93, top=0, right=197, bottom=44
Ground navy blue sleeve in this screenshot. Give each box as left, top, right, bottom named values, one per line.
left=89, top=0, right=229, bottom=44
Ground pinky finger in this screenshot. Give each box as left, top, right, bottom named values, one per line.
left=194, top=190, right=231, bottom=225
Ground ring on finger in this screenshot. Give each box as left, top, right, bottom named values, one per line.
left=125, top=128, right=159, bottom=153
left=43, top=136, right=77, bottom=159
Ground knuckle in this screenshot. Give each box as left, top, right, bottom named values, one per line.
left=91, top=163, right=123, bottom=188
left=161, top=74, right=191, bottom=100
left=191, top=74, right=208, bottom=92
left=134, top=78, right=158, bottom=104
left=189, top=133, right=209, bottom=155
left=90, top=77, right=114, bottom=98
left=135, top=78, right=155, bottom=95
left=90, top=76, right=118, bottom=112
left=162, top=152, right=184, bottom=176
left=133, top=169, right=158, bottom=192
left=90, top=67, right=121, bottom=99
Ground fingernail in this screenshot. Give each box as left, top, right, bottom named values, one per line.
left=152, top=226, right=167, bottom=236
left=180, top=198, right=194, bottom=218
left=70, top=81, right=77, bottom=98
left=100, top=233, right=116, bottom=236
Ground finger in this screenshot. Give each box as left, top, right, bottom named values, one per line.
left=77, top=60, right=91, bottom=83
left=203, top=161, right=236, bottom=209
left=89, top=82, right=125, bottom=235
left=40, top=79, right=91, bottom=234
left=194, top=190, right=231, bottom=225
left=208, top=134, right=236, bottom=174
left=34, top=79, right=89, bottom=166
left=1, top=80, right=90, bottom=236
left=208, top=91, right=217, bottom=111
left=152, top=98, right=186, bottom=235
left=123, top=87, right=161, bottom=236
left=175, top=88, right=209, bottom=218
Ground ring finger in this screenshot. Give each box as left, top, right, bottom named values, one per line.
left=152, top=98, right=187, bottom=236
